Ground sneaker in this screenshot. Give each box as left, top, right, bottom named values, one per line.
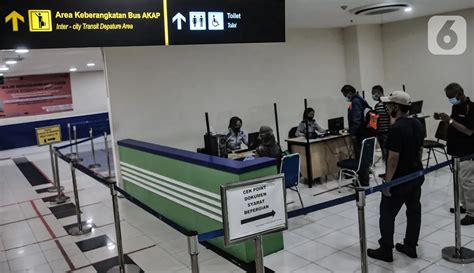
left=450, top=207, right=466, bottom=214
left=461, top=215, right=474, bottom=226
left=395, top=243, right=417, bottom=258
left=367, top=248, right=393, bottom=262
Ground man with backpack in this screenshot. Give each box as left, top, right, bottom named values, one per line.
left=341, top=85, right=373, bottom=186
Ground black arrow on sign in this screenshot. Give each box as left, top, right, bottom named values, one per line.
left=241, top=210, right=275, bottom=225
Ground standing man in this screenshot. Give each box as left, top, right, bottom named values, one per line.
left=341, top=85, right=370, bottom=186
left=367, top=91, right=425, bottom=262
left=372, top=85, right=391, bottom=175
left=438, top=83, right=474, bottom=225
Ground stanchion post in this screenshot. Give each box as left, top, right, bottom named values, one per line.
left=49, top=144, right=57, bottom=187
left=104, top=132, right=114, bottom=179
left=67, top=123, right=76, bottom=158
left=356, top=188, right=369, bottom=273
left=442, top=157, right=474, bottom=263
left=107, top=184, right=141, bottom=273
left=188, top=235, right=200, bottom=273
left=254, top=235, right=264, bottom=273
left=88, top=128, right=101, bottom=169
left=52, top=151, right=69, bottom=204
left=48, top=144, right=61, bottom=193
left=68, top=161, right=92, bottom=236
left=73, top=125, right=83, bottom=162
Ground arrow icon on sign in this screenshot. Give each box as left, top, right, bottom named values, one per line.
left=172, top=12, right=186, bottom=30
left=241, top=210, right=276, bottom=225
left=5, top=11, right=24, bottom=32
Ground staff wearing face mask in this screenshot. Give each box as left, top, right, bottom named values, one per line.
left=372, top=85, right=391, bottom=171
left=341, top=84, right=371, bottom=186
left=437, top=83, right=474, bottom=225
left=226, top=116, right=248, bottom=151
left=295, top=108, right=326, bottom=138
left=368, top=91, right=425, bottom=262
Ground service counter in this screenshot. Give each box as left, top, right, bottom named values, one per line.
left=117, top=139, right=283, bottom=262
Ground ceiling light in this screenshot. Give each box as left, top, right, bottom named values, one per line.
left=5, top=60, right=17, bottom=65
left=0, top=67, right=9, bottom=71
left=404, top=7, right=413, bottom=12
left=87, top=63, right=95, bottom=67
left=0, top=73, right=3, bottom=76
left=15, top=49, right=29, bottom=54
left=69, top=67, right=77, bottom=72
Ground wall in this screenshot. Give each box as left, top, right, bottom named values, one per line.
left=104, top=28, right=349, bottom=151
left=343, top=26, right=362, bottom=91
left=382, top=8, right=474, bottom=136
left=343, top=24, right=385, bottom=100
left=0, top=71, right=108, bottom=126
left=358, top=24, right=385, bottom=94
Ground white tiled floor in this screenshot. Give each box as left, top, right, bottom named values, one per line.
left=0, top=148, right=474, bottom=272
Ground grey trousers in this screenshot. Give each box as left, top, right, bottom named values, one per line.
left=460, top=160, right=474, bottom=217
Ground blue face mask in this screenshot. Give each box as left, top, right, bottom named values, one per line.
left=345, top=96, right=352, bottom=102
left=449, top=97, right=461, bottom=105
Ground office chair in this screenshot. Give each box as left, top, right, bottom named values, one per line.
left=423, top=121, right=452, bottom=172
left=280, top=153, right=304, bottom=208
left=336, top=137, right=378, bottom=192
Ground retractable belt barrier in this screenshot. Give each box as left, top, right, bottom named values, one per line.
left=201, top=155, right=464, bottom=242
left=55, top=138, right=474, bottom=272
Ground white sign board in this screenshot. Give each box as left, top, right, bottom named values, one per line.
left=220, top=174, right=287, bottom=246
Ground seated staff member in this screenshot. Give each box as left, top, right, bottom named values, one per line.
left=226, top=116, right=248, bottom=151
left=368, top=91, right=425, bottom=262
left=295, top=108, right=326, bottom=137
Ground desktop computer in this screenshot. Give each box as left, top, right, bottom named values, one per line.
left=204, top=134, right=227, bottom=158
left=247, top=132, right=260, bottom=150
left=409, top=101, right=423, bottom=116
left=328, top=117, right=344, bottom=135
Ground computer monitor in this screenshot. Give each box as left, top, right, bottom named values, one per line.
left=247, top=132, right=260, bottom=150
left=409, top=101, right=423, bottom=116
left=328, top=117, right=344, bottom=135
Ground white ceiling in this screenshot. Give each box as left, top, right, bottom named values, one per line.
left=1, top=0, right=473, bottom=77
left=287, top=0, right=474, bottom=28
left=0, top=48, right=104, bottom=77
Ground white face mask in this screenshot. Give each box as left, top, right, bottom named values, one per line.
left=372, top=94, right=380, bottom=102
left=345, top=96, right=352, bottom=102
left=449, top=97, right=461, bottom=105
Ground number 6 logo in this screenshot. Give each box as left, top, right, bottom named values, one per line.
left=428, top=16, right=467, bottom=55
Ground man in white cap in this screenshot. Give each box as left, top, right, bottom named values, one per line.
left=367, top=91, right=425, bottom=262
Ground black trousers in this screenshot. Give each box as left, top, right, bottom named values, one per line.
left=377, top=133, right=389, bottom=164
left=378, top=185, right=422, bottom=249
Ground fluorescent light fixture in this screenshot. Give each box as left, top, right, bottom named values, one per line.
left=69, top=67, right=77, bottom=72
left=15, top=49, right=29, bottom=54
left=0, top=67, right=9, bottom=71
left=0, top=73, right=3, bottom=76
left=404, top=7, right=413, bottom=12
left=87, top=63, right=95, bottom=67
left=5, top=60, right=17, bottom=65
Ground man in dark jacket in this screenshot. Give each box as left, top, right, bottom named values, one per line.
left=341, top=85, right=370, bottom=186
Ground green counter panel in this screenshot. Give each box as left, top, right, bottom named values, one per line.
left=118, top=146, right=284, bottom=262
